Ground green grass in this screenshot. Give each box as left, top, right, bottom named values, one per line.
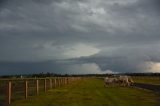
left=12, top=78, right=160, bottom=106
left=132, top=76, right=160, bottom=85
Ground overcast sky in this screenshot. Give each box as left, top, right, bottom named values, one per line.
left=0, top=0, right=160, bottom=75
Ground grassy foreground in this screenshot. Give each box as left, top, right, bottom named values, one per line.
left=12, top=78, right=160, bottom=106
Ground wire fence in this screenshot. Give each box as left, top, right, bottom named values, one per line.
left=0, top=77, right=81, bottom=106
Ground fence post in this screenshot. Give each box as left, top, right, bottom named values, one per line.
left=67, top=77, right=68, bottom=84
left=7, top=81, right=11, bottom=105
left=52, top=78, right=54, bottom=88
left=54, top=77, right=56, bottom=88
left=63, top=77, right=66, bottom=85
left=44, top=79, right=47, bottom=92
left=60, top=77, right=62, bottom=86
left=25, top=81, right=28, bottom=99
left=56, top=77, right=59, bottom=87
left=59, top=78, right=61, bottom=86
left=50, top=79, right=52, bottom=89
left=58, top=77, right=60, bottom=87
left=65, top=77, right=67, bottom=84
left=68, top=77, right=69, bottom=83
left=61, top=77, right=63, bottom=86
left=36, top=80, right=39, bottom=95
left=62, top=78, right=64, bottom=85
left=61, top=78, right=63, bottom=86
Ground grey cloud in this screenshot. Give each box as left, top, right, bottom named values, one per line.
left=0, top=0, right=160, bottom=74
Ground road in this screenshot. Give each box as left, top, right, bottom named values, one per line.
left=132, top=83, right=160, bottom=93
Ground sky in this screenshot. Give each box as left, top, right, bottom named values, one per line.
left=0, top=0, right=160, bottom=75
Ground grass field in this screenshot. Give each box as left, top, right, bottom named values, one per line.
left=132, top=76, right=160, bottom=85
left=12, top=78, right=160, bottom=106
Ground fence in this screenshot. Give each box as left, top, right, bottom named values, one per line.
left=0, top=77, right=81, bottom=106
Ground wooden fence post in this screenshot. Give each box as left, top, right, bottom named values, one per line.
left=25, top=81, right=28, bottom=99
left=63, top=77, right=66, bottom=85
left=68, top=77, right=69, bottom=83
left=7, top=81, right=11, bottom=105
left=60, top=78, right=62, bottom=86
left=62, top=78, right=64, bottom=85
left=54, top=78, right=56, bottom=88
left=44, top=79, right=47, bottom=92
left=57, top=77, right=59, bottom=87
left=62, top=78, right=63, bottom=86
left=52, top=78, right=54, bottom=88
left=59, top=77, right=60, bottom=87
left=64, top=78, right=65, bottom=85
left=36, top=80, right=39, bottom=95
left=59, top=78, right=61, bottom=86
left=67, top=77, right=68, bottom=84
left=50, top=79, right=52, bottom=89
left=61, top=78, right=63, bottom=86
left=65, top=77, right=67, bottom=84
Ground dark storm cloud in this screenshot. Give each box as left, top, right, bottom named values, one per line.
left=0, top=0, right=160, bottom=74
left=0, top=0, right=6, bottom=4
left=0, top=61, right=65, bottom=75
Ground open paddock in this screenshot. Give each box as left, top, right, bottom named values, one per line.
left=10, top=77, right=160, bottom=106
left=132, top=76, right=160, bottom=85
